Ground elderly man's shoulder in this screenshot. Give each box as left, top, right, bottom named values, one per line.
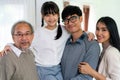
left=0, top=51, right=16, bottom=62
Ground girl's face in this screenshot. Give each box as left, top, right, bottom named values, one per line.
left=95, top=22, right=110, bottom=44
left=43, top=14, right=59, bottom=28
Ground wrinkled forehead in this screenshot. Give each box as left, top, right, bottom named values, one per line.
left=14, top=23, right=31, bottom=33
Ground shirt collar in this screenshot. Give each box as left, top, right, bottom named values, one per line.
left=66, top=32, right=87, bottom=45
left=8, top=43, right=22, bottom=57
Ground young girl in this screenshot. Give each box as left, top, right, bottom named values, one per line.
left=79, top=16, right=120, bottom=80
left=31, top=1, right=69, bottom=80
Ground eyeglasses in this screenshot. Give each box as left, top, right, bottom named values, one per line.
left=13, top=32, right=32, bottom=37
left=63, top=15, right=79, bottom=25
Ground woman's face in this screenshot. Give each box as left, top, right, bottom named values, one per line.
left=95, top=22, right=110, bottom=44
left=43, top=14, right=59, bottom=28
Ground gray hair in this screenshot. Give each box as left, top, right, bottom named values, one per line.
left=11, top=21, right=34, bottom=35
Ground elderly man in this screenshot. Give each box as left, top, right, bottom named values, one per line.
left=0, top=21, right=39, bottom=80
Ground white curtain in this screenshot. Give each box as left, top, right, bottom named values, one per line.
left=0, top=0, right=35, bottom=50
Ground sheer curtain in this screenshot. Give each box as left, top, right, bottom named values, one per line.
left=0, top=0, right=35, bottom=50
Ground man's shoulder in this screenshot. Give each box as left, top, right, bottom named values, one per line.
left=89, top=39, right=98, bottom=44
left=83, top=38, right=99, bottom=50
left=0, top=51, right=16, bottom=63
left=84, top=36, right=98, bottom=44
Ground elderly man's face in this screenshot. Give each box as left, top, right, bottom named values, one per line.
left=12, top=23, right=34, bottom=50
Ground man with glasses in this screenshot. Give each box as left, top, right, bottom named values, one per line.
left=61, top=5, right=100, bottom=80
left=0, top=21, right=39, bottom=80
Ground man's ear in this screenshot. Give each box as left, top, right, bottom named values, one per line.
left=79, top=16, right=83, bottom=22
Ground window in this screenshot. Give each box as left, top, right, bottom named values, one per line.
left=0, top=0, right=35, bottom=50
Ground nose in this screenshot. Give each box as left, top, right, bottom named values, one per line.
left=49, top=15, right=54, bottom=19
left=96, top=30, right=102, bottom=36
left=21, top=34, right=28, bottom=40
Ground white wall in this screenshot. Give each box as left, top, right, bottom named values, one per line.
left=0, top=0, right=35, bottom=50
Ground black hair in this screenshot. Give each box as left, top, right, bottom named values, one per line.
left=97, top=16, right=120, bottom=51
left=11, top=20, right=34, bottom=35
left=41, top=1, right=62, bottom=40
left=62, top=5, right=82, bottom=21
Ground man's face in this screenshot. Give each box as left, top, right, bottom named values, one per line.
left=63, top=14, right=82, bottom=33
left=12, top=23, right=34, bottom=50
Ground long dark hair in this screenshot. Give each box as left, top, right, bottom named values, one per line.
left=41, top=1, right=62, bottom=40
left=97, top=16, right=120, bottom=51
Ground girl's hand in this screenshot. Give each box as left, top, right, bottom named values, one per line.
left=87, top=32, right=95, bottom=41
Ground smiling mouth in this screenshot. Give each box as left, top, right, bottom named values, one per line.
left=21, top=42, right=28, bottom=45
left=49, top=20, right=56, bottom=23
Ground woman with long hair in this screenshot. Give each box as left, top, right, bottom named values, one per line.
left=79, top=16, right=120, bottom=80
